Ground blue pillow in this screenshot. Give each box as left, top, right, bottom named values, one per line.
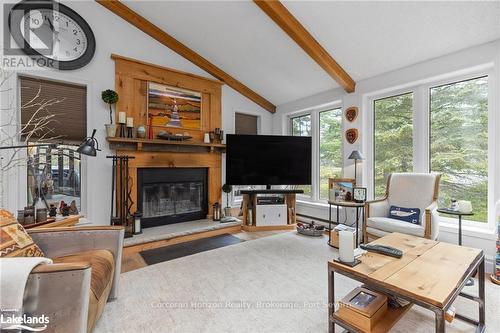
left=389, top=206, right=421, bottom=225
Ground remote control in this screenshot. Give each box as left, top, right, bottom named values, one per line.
left=360, top=244, right=403, bottom=258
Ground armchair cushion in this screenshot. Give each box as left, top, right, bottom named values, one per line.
left=388, top=173, right=438, bottom=223
left=53, top=249, right=115, bottom=333
left=367, top=217, right=425, bottom=237
left=0, top=209, right=44, bottom=257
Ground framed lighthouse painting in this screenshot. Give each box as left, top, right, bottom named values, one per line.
left=147, top=82, right=202, bottom=130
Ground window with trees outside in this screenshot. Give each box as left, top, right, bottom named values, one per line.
left=291, top=114, right=312, bottom=196
left=373, top=93, right=414, bottom=198
left=319, top=108, right=342, bottom=199
left=430, top=77, right=488, bottom=223
left=20, top=75, right=86, bottom=211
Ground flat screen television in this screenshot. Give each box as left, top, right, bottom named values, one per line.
left=225, top=134, right=312, bottom=186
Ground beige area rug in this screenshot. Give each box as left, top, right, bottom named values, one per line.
left=95, top=232, right=500, bottom=333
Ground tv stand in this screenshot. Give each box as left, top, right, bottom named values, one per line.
left=240, top=189, right=303, bottom=231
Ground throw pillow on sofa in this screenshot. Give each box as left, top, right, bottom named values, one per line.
left=0, top=209, right=45, bottom=257
left=389, top=206, right=421, bottom=225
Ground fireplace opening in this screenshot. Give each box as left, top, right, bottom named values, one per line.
left=137, top=168, right=208, bottom=228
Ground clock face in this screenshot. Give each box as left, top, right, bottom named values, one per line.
left=9, top=1, right=95, bottom=70
left=20, top=9, right=88, bottom=62
left=353, top=188, right=366, bottom=202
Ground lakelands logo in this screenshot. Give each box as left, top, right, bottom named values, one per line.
left=0, top=313, right=50, bottom=331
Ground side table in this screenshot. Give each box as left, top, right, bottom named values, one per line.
left=328, top=200, right=364, bottom=247
left=437, top=208, right=475, bottom=286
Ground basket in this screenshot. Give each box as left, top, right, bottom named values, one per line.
left=297, top=226, right=324, bottom=237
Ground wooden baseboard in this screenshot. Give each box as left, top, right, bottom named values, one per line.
left=241, top=224, right=296, bottom=232
left=123, top=224, right=242, bottom=255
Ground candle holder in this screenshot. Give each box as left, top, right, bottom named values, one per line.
left=334, top=258, right=361, bottom=267
left=119, top=123, right=126, bottom=138
left=147, top=117, right=154, bottom=140
left=127, top=126, right=133, bottom=138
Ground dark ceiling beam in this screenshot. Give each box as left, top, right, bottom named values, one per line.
left=96, top=0, right=276, bottom=113
left=254, top=0, right=355, bottom=93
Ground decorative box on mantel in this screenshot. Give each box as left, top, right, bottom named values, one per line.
left=109, top=54, right=225, bottom=221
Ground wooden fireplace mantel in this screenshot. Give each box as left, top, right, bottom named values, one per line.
left=110, top=55, right=225, bottom=218
left=107, top=137, right=226, bottom=153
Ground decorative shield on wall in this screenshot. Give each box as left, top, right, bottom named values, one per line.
left=345, top=107, right=358, bottom=122
left=345, top=128, right=358, bottom=144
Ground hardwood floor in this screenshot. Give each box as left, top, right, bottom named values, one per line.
left=121, top=229, right=289, bottom=273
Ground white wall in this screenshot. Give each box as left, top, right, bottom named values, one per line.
left=273, top=40, right=500, bottom=271
left=0, top=1, right=272, bottom=225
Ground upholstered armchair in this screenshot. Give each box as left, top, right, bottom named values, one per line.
left=25, top=226, right=124, bottom=333
left=363, top=173, right=441, bottom=242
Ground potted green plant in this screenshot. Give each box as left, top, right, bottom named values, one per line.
left=222, top=183, right=233, bottom=217
left=102, top=89, right=119, bottom=137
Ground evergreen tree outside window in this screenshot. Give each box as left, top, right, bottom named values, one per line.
left=319, top=108, right=342, bottom=199
left=291, top=114, right=312, bottom=196
left=373, top=93, right=414, bottom=198
left=430, top=76, right=488, bottom=223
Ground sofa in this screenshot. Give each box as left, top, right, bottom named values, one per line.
left=0, top=207, right=124, bottom=333
left=25, top=226, right=124, bottom=332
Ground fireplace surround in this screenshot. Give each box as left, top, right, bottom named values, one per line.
left=137, top=168, right=208, bottom=228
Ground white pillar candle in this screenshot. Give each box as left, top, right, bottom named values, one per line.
left=134, top=217, right=141, bottom=234
left=118, top=112, right=126, bottom=124
left=126, top=117, right=134, bottom=128
left=339, top=230, right=355, bottom=263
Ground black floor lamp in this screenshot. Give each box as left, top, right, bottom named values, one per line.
left=348, top=150, right=364, bottom=184
left=76, top=129, right=100, bottom=156
left=0, top=129, right=98, bottom=208
left=0, top=128, right=99, bottom=157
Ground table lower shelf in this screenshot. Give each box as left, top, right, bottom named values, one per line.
left=332, top=303, right=413, bottom=333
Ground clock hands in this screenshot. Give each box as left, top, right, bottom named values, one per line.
left=47, top=17, right=54, bottom=32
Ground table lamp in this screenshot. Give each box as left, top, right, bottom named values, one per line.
left=348, top=150, right=364, bottom=183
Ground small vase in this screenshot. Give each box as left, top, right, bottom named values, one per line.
left=224, top=207, right=232, bottom=217
left=137, top=125, right=146, bottom=139
left=105, top=124, right=117, bottom=138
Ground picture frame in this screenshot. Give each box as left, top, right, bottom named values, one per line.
left=353, top=187, right=367, bottom=203
left=147, top=82, right=202, bottom=130
left=328, top=178, right=356, bottom=202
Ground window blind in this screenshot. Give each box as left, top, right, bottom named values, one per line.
left=20, top=76, right=87, bottom=144
left=235, top=113, right=258, bottom=135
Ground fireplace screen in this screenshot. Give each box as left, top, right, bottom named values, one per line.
left=137, top=168, right=208, bottom=228
left=142, top=182, right=203, bottom=218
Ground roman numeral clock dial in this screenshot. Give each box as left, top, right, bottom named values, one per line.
left=9, top=0, right=96, bottom=70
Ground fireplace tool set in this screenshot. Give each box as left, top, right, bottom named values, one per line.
left=107, top=155, right=136, bottom=237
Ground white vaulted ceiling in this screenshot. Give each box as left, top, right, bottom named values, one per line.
left=124, top=0, right=500, bottom=106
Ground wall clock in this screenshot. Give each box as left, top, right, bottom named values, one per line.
left=8, top=0, right=96, bottom=70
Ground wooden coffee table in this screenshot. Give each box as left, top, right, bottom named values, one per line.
left=328, top=232, right=485, bottom=333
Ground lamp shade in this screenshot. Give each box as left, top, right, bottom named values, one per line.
left=348, top=150, right=364, bottom=160
left=77, top=129, right=99, bottom=156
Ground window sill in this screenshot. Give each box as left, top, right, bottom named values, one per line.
left=297, top=199, right=330, bottom=209
left=439, top=221, right=496, bottom=240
